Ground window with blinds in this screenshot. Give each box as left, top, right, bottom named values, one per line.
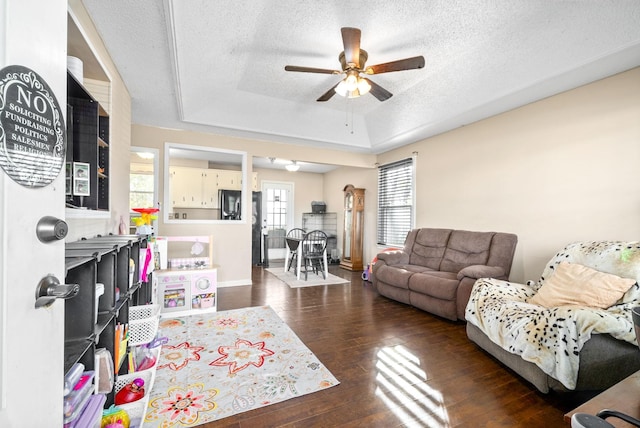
left=377, top=158, right=414, bottom=246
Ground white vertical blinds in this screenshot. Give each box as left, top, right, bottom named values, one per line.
left=377, top=158, right=413, bottom=246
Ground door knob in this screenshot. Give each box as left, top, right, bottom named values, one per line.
left=35, top=274, right=79, bottom=309
left=36, top=216, right=68, bottom=242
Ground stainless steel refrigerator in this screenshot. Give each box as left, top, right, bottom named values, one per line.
left=219, top=189, right=241, bottom=220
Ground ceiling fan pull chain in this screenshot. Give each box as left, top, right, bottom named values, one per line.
left=343, top=98, right=350, bottom=133
left=343, top=98, right=354, bottom=135
left=350, top=101, right=354, bottom=135
left=344, top=97, right=349, bottom=128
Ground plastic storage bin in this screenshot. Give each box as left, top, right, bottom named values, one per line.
left=63, top=371, right=95, bottom=425
left=128, top=304, right=160, bottom=346
left=94, top=348, right=114, bottom=394
left=65, top=393, right=106, bottom=428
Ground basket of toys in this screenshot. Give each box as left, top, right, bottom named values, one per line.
left=111, top=369, right=155, bottom=428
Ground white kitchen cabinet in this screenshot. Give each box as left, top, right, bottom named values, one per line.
left=217, top=170, right=242, bottom=190
left=252, top=172, right=258, bottom=191
left=201, top=170, right=218, bottom=208
left=170, top=166, right=203, bottom=208
left=170, top=166, right=219, bottom=209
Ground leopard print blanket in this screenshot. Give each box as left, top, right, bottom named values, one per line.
left=465, top=241, right=640, bottom=390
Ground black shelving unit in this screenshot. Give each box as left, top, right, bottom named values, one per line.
left=64, top=235, right=149, bottom=407
left=66, top=71, right=110, bottom=211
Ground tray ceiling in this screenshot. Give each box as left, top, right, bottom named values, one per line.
left=81, top=0, right=640, bottom=154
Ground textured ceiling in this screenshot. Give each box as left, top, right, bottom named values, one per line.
left=81, top=0, right=640, bottom=155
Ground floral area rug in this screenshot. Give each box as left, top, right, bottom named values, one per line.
left=143, top=305, right=339, bottom=427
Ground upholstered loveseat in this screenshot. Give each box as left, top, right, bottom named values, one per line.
left=372, top=228, right=518, bottom=321
left=466, top=240, right=640, bottom=393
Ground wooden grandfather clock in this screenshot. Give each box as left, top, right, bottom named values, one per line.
left=340, top=184, right=365, bottom=271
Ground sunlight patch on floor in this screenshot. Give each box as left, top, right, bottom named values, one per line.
left=375, top=345, right=450, bottom=427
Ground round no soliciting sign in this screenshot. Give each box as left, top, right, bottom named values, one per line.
left=0, top=65, right=66, bottom=187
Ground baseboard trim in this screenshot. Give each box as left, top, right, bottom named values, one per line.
left=218, top=279, right=252, bottom=288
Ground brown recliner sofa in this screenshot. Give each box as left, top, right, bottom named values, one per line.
left=372, top=228, right=518, bottom=321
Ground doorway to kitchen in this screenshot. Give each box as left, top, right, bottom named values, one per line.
left=262, top=181, right=294, bottom=262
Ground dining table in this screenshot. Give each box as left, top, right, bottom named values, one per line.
left=284, top=237, right=328, bottom=280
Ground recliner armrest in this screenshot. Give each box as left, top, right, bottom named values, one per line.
left=376, top=250, right=409, bottom=266
left=457, top=265, right=506, bottom=280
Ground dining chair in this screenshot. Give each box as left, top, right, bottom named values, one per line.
left=301, top=230, right=328, bottom=280
left=285, top=228, right=306, bottom=273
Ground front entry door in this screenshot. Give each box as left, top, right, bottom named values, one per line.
left=0, top=0, right=67, bottom=425
left=261, top=181, right=294, bottom=262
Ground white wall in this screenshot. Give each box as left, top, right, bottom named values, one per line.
left=377, top=67, right=640, bottom=282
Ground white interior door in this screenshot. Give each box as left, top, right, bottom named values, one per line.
left=0, top=0, right=67, bottom=425
left=261, top=181, right=294, bottom=261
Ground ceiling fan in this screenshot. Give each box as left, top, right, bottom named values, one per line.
left=285, top=27, right=425, bottom=102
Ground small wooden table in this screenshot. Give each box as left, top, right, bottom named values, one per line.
left=565, top=371, right=640, bottom=427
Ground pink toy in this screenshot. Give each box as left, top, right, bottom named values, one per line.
left=114, top=378, right=145, bottom=405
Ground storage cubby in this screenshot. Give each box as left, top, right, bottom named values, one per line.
left=64, top=235, right=154, bottom=409
left=64, top=255, right=98, bottom=373
left=67, top=241, right=129, bottom=327
left=65, top=247, right=116, bottom=314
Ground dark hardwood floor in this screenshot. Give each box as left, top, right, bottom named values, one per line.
left=205, top=263, right=595, bottom=427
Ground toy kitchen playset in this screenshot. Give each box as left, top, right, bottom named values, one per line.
left=151, top=236, right=217, bottom=317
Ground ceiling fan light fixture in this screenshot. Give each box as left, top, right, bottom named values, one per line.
left=347, top=88, right=361, bottom=99
left=357, top=77, right=371, bottom=95
left=335, top=80, right=348, bottom=97
left=335, top=76, right=370, bottom=98
left=286, top=161, right=300, bottom=172
left=345, top=72, right=359, bottom=91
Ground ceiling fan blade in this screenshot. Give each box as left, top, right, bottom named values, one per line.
left=317, top=82, right=340, bottom=102
left=285, top=65, right=340, bottom=74
left=365, top=56, right=425, bottom=74
left=363, top=78, right=393, bottom=101
left=341, top=27, right=361, bottom=67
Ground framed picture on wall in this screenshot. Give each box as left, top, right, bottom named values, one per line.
left=73, top=162, right=90, bottom=196
left=73, top=162, right=89, bottom=179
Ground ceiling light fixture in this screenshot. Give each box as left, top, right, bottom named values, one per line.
left=334, top=71, right=371, bottom=99
left=285, top=161, right=300, bottom=172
